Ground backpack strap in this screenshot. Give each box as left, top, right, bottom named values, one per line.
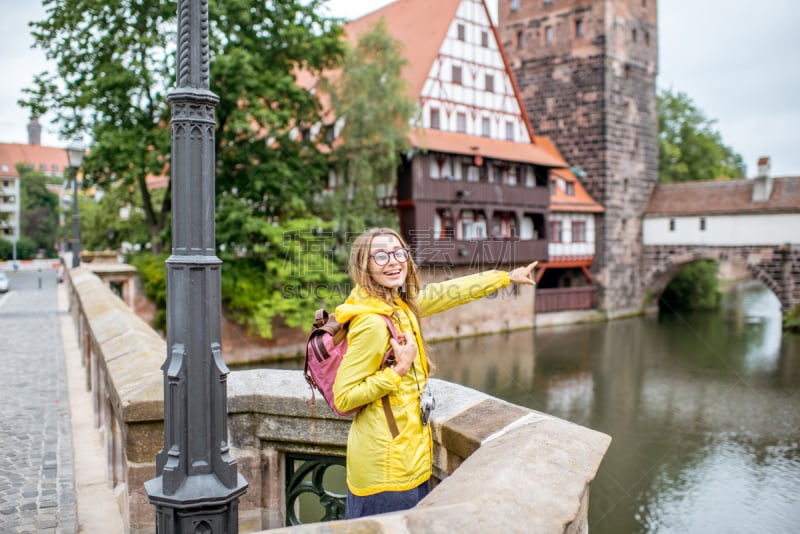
left=379, top=314, right=400, bottom=439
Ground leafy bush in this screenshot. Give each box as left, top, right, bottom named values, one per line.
left=128, top=252, right=168, bottom=331
left=659, top=260, right=721, bottom=312
left=783, top=305, right=800, bottom=334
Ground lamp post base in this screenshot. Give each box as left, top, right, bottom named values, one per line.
left=145, top=473, right=248, bottom=534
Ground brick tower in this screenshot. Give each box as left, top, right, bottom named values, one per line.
left=499, top=0, right=659, bottom=314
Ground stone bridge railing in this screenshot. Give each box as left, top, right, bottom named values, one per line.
left=642, top=244, right=799, bottom=312
left=67, top=266, right=611, bottom=533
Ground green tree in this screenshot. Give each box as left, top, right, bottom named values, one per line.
left=21, top=0, right=344, bottom=252
left=659, top=260, right=722, bottom=313
left=78, top=184, right=152, bottom=252
left=18, top=165, right=59, bottom=256
left=658, top=88, right=746, bottom=183
left=319, top=19, right=416, bottom=244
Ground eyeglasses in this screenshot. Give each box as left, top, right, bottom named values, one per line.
left=370, top=248, right=410, bottom=266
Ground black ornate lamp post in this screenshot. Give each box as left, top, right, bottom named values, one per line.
left=144, top=0, right=248, bottom=532
left=65, top=139, right=85, bottom=268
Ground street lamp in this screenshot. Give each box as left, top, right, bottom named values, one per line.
left=66, top=139, right=85, bottom=268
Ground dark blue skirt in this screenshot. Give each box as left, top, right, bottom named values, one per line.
left=345, top=480, right=430, bottom=519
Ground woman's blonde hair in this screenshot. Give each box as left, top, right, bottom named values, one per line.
left=348, top=227, right=421, bottom=320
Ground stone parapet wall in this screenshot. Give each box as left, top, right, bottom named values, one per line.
left=67, top=267, right=611, bottom=533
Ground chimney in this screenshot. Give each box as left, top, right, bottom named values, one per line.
left=27, top=118, right=42, bottom=146
left=752, top=156, right=773, bottom=202
left=757, top=156, right=770, bottom=178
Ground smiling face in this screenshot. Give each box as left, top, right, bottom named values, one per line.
left=368, top=234, right=408, bottom=290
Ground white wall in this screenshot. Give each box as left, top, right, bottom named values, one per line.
left=643, top=213, right=800, bottom=246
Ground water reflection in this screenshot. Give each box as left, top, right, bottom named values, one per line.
left=429, top=281, right=800, bottom=534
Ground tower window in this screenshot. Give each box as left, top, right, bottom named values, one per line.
left=452, top=65, right=463, bottom=85
left=545, top=26, right=553, bottom=43
left=511, top=0, right=520, bottom=11
left=575, top=19, right=584, bottom=38
left=632, top=29, right=638, bottom=43
left=624, top=64, right=631, bottom=79
left=457, top=23, right=465, bottom=41
left=517, top=30, right=525, bottom=48
left=645, top=31, right=651, bottom=47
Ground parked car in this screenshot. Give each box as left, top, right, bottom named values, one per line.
left=0, top=272, right=8, bottom=293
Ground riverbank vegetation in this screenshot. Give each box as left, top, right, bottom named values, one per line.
left=784, top=305, right=800, bottom=334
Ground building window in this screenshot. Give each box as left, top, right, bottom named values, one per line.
left=549, top=220, right=563, bottom=243
left=669, top=219, right=675, bottom=231
left=511, top=0, right=520, bottom=11
left=457, top=23, right=466, bottom=41
left=481, top=30, right=489, bottom=48
left=434, top=208, right=454, bottom=240
left=485, top=74, right=494, bottom=92
left=430, top=108, right=440, bottom=130
left=575, top=19, right=584, bottom=37
left=482, top=117, right=491, bottom=137
left=700, top=218, right=706, bottom=231
left=572, top=221, right=587, bottom=243
left=505, top=121, right=515, bottom=141
left=545, top=26, right=553, bottom=43
left=452, top=65, right=463, bottom=85
left=460, top=210, right=487, bottom=240
left=457, top=112, right=467, bottom=133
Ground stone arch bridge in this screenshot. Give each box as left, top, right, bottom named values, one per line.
left=641, top=176, right=800, bottom=312
left=642, top=244, right=799, bottom=312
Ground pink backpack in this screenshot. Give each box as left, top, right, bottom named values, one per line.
left=304, top=309, right=398, bottom=417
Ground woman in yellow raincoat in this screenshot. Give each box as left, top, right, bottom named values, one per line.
left=333, top=227, right=537, bottom=519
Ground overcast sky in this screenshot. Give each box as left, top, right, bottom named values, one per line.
left=2, top=0, right=798, bottom=176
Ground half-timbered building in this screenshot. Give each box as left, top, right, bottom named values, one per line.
left=342, top=0, right=566, bottom=274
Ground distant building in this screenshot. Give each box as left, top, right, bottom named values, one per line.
left=0, top=121, right=71, bottom=245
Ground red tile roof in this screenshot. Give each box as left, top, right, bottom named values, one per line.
left=645, top=177, right=800, bottom=216
left=0, top=142, right=70, bottom=178
left=409, top=128, right=567, bottom=168
left=343, top=0, right=462, bottom=102
left=534, top=136, right=604, bottom=213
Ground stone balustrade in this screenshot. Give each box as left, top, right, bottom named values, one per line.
left=67, top=266, right=611, bottom=533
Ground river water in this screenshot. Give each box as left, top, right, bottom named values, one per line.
left=429, top=280, right=800, bottom=533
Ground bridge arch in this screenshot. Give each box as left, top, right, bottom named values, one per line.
left=641, top=245, right=798, bottom=313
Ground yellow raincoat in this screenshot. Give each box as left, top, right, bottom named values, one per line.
left=333, top=270, right=511, bottom=496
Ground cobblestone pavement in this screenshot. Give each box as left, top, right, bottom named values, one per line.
left=0, top=269, right=77, bottom=533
